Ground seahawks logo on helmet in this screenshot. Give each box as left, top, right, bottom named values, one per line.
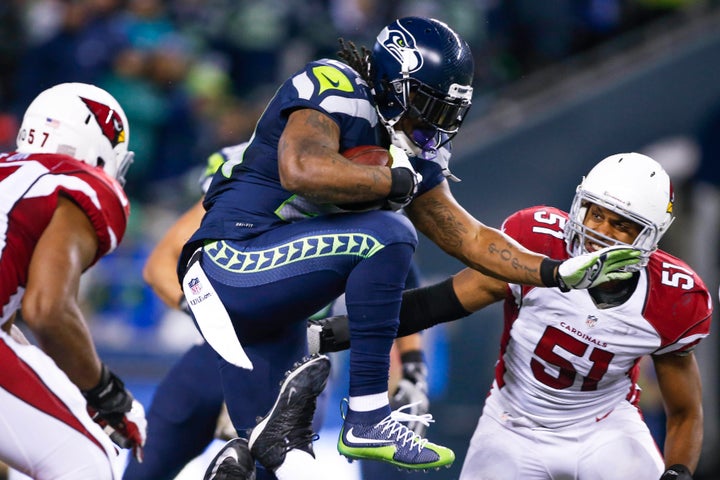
left=80, top=97, right=127, bottom=148
left=376, top=22, right=423, bottom=74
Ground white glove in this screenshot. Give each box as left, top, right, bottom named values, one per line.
left=557, top=245, right=642, bottom=290
left=306, top=315, right=350, bottom=355
left=389, top=144, right=423, bottom=185
left=386, top=144, right=423, bottom=211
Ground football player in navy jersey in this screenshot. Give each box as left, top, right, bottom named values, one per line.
left=178, top=17, right=641, bottom=477
left=0, top=83, right=146, bottom=479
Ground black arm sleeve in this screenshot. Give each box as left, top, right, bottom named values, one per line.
left=398, top=277, right=472, bottom=337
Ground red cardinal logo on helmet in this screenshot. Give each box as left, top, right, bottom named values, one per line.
left=80, top=97, right=126, bottom=148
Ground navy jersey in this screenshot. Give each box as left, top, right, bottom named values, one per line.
left=183, top=59, right=448, bottom=265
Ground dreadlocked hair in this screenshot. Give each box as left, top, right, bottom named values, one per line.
left=337, top=38, right=373, bottom=89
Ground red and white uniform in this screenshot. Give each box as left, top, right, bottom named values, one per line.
left=0, top=152, right=129, bottom=479
left=460, top=206, right=712, bottom=480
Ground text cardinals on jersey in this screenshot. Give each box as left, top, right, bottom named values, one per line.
left=494, top=205, right=711, bottom=428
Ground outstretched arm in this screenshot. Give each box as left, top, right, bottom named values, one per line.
left=407, top=182, right=548, bottom=286
left=310, top=267, right=509, bottom=353
left=396, top=268, right=506, bottom=337
left=406, top=182, right=640, bottom=290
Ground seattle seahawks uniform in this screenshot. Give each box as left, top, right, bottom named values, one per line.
left=460, top=206, right=712, bottom=480
left=0, top=152, right=128, bottom=479
left=179, top=58, right=449, bottom=432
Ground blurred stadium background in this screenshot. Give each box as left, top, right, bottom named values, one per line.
left=2, top=0, right=720, bottom=478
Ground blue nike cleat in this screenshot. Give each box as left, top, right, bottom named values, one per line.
left=337, top=402, right=454, bottom=470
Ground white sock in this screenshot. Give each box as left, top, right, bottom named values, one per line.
left=348, top=392, right=389, bottom=412
left=274, top=449, right=328, bottom=480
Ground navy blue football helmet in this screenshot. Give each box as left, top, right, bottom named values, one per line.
left=371, top=17, right=474, bottom=150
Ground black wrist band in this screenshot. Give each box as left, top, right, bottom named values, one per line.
left=389, top=168, right=414, bottom=201
left=663, top=464, right=692, bottom=476
left=400, top=350, right=424, bottom=364
left=540, top=257, right=562, bottom=288
left=82, top=363, right=111, bottom=397
left=398, top=277, right=471, bottom=337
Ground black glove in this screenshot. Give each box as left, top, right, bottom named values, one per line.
left=82, top=364, right=147, bottom=462
left=390, top=350, right=430, bottom=436
left=307, top=315, right=350, bottom=354
left=660, top=465, right=693, bottom=480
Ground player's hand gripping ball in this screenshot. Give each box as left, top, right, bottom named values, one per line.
left=336, top=145, right=391, bottom=211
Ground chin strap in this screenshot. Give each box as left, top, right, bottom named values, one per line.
left=389, top=128, right=422, bottom=157
left=378, top=102, right=461, bottom=182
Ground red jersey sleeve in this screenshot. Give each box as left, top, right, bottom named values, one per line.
left=501, top=205, right=570, bottom=260
left=644, top=251, right=713, bottom=354
left=44, top=155, right=129, bottom=265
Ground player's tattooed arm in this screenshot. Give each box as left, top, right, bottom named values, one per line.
left=407, top=186, right=467, bottom=251
left=278, top=108, right=390, bottom=204
left=407, top=182, right=545, bottom=286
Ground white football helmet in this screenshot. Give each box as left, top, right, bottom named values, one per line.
left=564, top=152, right=674, bottom=269
left=16, top=82, right=133, bottom=185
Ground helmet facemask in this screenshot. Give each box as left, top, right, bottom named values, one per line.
left=113, top=151, right=134, bottom=186
left=407, top=81, right=472, bottom=134
left=379, top=77, right=472, bottom=156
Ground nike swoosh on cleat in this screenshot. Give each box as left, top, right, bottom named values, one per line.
left=344, top=427, right=395, bottom=446
left=287, top=387, right=298, bottom=404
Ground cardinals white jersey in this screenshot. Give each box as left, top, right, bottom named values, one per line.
left=494, top=205, right=712, bottom=428
left=0, top=151, right=129, bottom=327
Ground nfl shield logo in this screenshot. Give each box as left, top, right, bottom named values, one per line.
left=586, top=315, right=598, bottom=328
left=188, top=277, right=202, bottom=295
